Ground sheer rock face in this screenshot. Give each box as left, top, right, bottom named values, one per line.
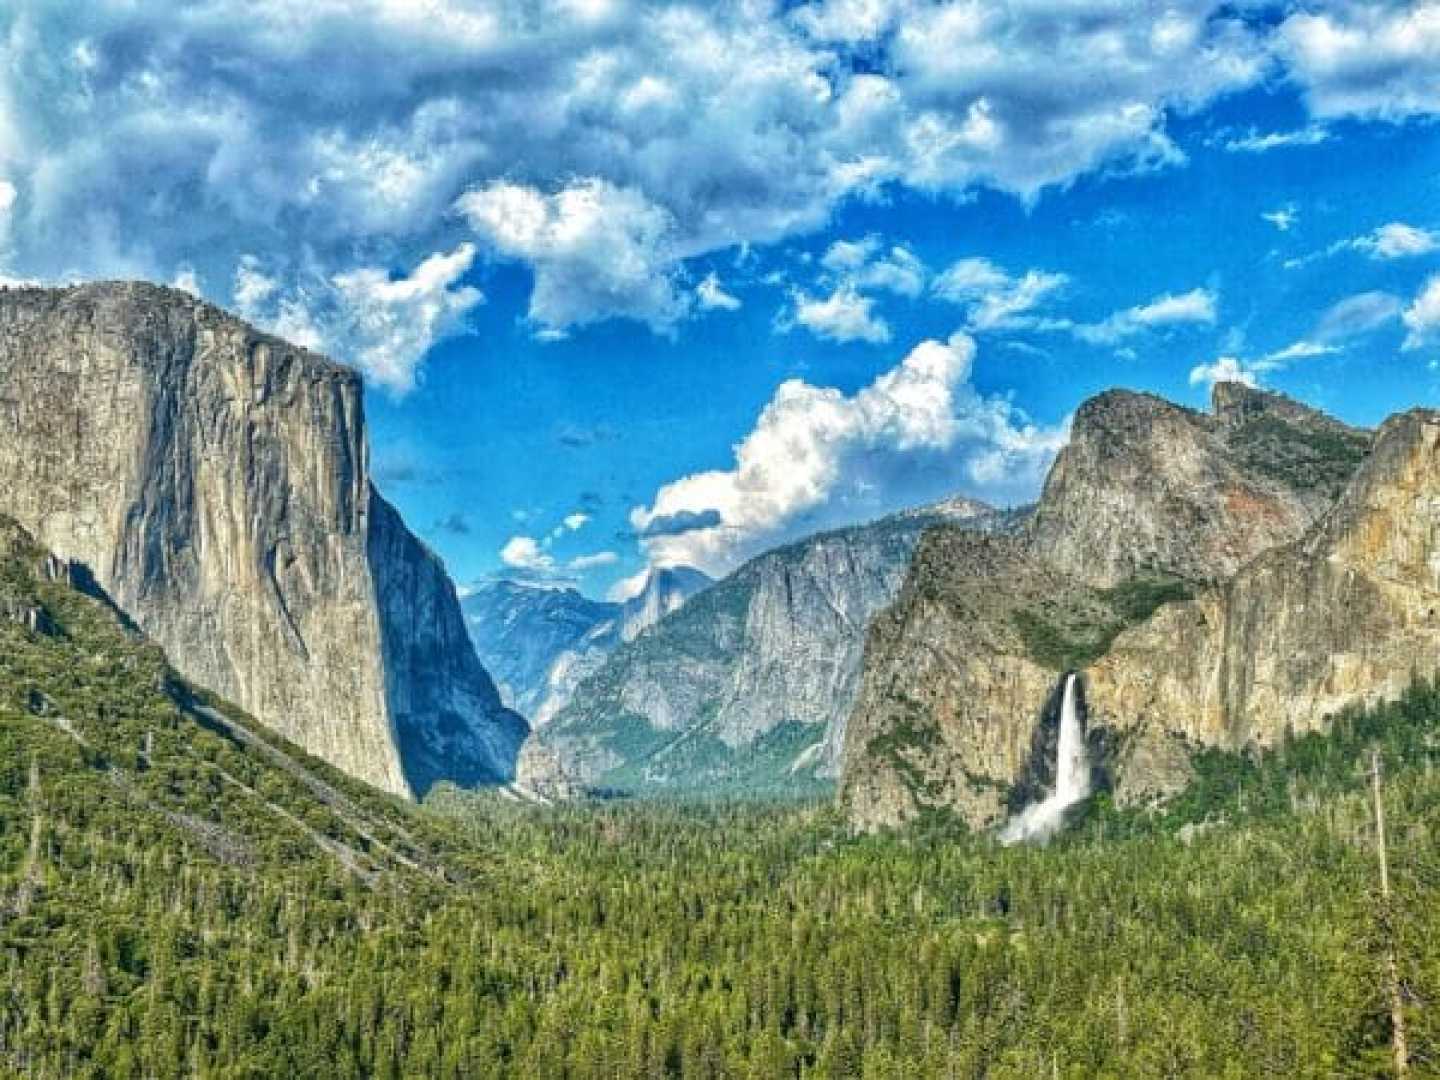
left=547, top=499, right=1002, bottom=793
left=1089, top=409, right=1440, bottom=800
left=839, top=532, right=1072, bottom=830
left=0, top=282, right=522, bottom=798
left=841, top=384, right=1377, bottom=831
left=368, top=495, right=527, bottom=795
left=1026, top=386, right=1369, bottom=588
left=512, top=735, right=582, bottom=802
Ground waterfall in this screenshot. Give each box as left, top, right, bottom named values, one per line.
left=1000, top=673, right=1091, bottom=844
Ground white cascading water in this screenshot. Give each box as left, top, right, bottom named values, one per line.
left=1000, top=673, right=1091, bottom=844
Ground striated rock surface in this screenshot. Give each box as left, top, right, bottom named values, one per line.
left=841, top=383, right=1377, bottom=830
left=1026, top=386, right=1369, bottom=587
left=548, top=498, right=1003, bottom=795
left=618, top=566, right=711, bottom=642
left=369, top=495, right=527, bottom=795
left=0, top=282, right=522, bottom=797
left=1089, top=408, right=1440, bottom=801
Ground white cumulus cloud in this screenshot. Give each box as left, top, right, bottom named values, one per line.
left=630, top=330, right=1066, bottom=575
left=457, top=179, right=685, bottom=335
left=1189, top=355, right=1263, bottom=388
left=0, top=0, right=1288, bottom=362
left=1280, top=3, right=1440, bottom=121
left=500, top=536, right=556, bottom=573
left=790, top=284, right=891, bottom=344
left=234, top=244, right=481, bottom=394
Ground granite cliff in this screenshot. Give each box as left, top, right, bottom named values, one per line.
left=548, top=498, right=1002, bottom=796
left=841, top=383, right=1378, bottom=830
left=0, top=282, right=523, bottom=798
left=1089, top=407, right=1440, bottom=806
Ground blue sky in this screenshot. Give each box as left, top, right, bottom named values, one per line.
left=3, top=1, right=1440, bottom=598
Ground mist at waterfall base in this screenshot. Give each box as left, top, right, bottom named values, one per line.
left=1000, top=673, right=1092, bottom=845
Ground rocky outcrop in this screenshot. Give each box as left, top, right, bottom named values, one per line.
left=512, top=735, right=583, bottom=803
left=548, top=498, right=1002, bottom=795
left=369, top=495, right=527, bottom=795
left=841, top=383, right=1377, bottom=831
left=0, top=282, right=522, bottom=797
left=1089, top=408, right=1440, bottom=801
left=1026, top=386, right=1369, bottom=587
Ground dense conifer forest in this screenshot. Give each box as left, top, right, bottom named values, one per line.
left=2, top=516, right=1439, bottom=1077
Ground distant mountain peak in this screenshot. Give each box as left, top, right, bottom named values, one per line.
left=620, top=565, right=712, bottom=643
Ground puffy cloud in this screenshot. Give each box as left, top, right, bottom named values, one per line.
left=457, top=180, right=685, bottom=334
left=1280, top=3, right=1440, bottom=121
left=0, top=180, right=14, bottom=214
left=1073, top=287, right=1218, bottom=345
left=933, top=257, right=1068, bottom=332
left=606, top=567, right=652, bottom=603
left=856, top=246, right=927, bottom=298
left=696, top=271, right=742, bottom=311
left=881, top=1, right=1268, bottom=198
left=1403, top=274, right=1440, bottom=350
left=329, top=244, right=482, bottom=392
left=820, top=236, right=926, bottom=297
left=500, top=536, right=556, bottom=573
left=821, top=237, right=879, bottom=272
left=630, top=330, right=1066, bottom=575
left=790, top=284, right=891, bottom=343
left=563, top=512, right=591, bottom=532
left=1189, top=355, right=1263, bottom=388
left=1354, top=222, right=1439, bottom=259
left=170, top=266, right=202, bottom=297
left=0, top=0, right=1284, bottom=359
left=234, top=244, right=482, bottom=394
left=791, top=0, right=903, bottom=43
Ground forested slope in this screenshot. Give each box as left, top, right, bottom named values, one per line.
left=2, top=511, right=1438, bottom=1077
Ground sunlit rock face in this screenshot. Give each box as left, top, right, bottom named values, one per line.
left=1026, top=384, right=1369, bottom=588
left=1090, top=408, right=1440, bottom=800
left=841, top=383, right=1378, bottom=831
left=0, top=282, right=523, bottom=797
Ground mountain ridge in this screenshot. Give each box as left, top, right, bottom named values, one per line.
left=840, top=380, right=1388, bottom=830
